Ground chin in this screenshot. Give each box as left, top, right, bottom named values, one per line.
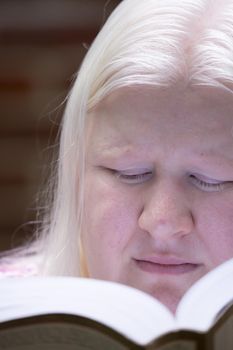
left=133, top=278, right=192, bottom=314
left=149, top=289, right=181, bottom=314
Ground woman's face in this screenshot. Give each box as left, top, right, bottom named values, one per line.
left=83, top=85, right=233, bottom=312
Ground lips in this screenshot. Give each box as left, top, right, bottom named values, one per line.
left=134, top=256, right=200, bottom=275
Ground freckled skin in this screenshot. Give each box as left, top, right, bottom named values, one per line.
left=82, top=86, right=233, bottom=313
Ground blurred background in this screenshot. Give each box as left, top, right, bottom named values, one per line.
left=0, top=0, right=121, bottom=252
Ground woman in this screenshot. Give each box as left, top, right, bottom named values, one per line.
left=3, top=0, right=233, bottom=313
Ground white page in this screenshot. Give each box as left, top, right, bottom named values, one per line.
left=176, top=258, right=233, bottom=331
left=0, top=277, right=175, bottom=345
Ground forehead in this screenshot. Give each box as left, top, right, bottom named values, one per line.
left=88, top=87, right=233, bottom=136
left=85, top=86, right=233, bottom=157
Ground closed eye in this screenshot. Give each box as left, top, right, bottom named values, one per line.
left=114, top=170, right=153, bottom=184
left=189, top=174, right=232, bottom=192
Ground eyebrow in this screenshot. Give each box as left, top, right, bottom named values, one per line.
left=92, top=142, right=151, bottom=160
left=90, top=139, right=233, bottom=168
left=183, top=149, right=233, bottom=172
left=187, top=145, right=233, bottom=160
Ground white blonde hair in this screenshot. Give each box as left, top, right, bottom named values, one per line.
left=12, top=0, right=233, bottom=275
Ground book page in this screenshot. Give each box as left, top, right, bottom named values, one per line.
left=155, top=342, right=197, bottom=350
left=0, top=323, right=129, bottom=350
left=212, top=310, right=233, bottom=350
left=176, top=258, right=233, bottom=331
left=0, top=277, right=175, bottom=345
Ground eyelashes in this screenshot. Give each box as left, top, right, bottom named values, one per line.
left=109, top=168, right=232, bottom=191
left=115, top=171, right=153, bottom=184
left=189, top=175, right=231, bottom=192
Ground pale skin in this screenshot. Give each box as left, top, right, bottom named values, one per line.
left=82, top=85, right=233, bottom=313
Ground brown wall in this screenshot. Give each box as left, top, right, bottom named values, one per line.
left=0, top=0, right=121, bottom=251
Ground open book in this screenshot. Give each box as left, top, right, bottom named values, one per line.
left=1, top=258, right=233, bottom=350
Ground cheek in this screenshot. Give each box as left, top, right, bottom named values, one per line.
left=85, top=197, right=133, bottom=248
left=82, top=176, right=140, bottom=275
left=198, top=196, right=233, bottom=264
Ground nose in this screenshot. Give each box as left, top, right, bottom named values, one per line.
left=138, top=182, right=194, bottom=240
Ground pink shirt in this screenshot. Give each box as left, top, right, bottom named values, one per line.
left=0, top=262, right=37, bottom=278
